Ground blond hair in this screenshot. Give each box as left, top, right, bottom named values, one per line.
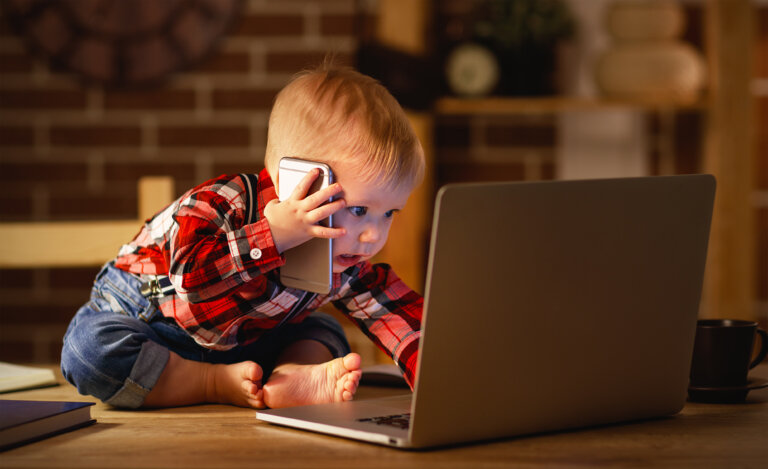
left=265, top=63, right=424, bottom=191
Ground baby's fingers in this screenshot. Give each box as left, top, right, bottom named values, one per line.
left=304, top=182, right=343, bottom=208
left=309, top=225, right=346, bottom=239
left=306, top=198, right=346, bottom=224
left=289, top=168, right=321, bottom=200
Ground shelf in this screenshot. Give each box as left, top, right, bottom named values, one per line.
left=435, top=96, right=707, bottom=115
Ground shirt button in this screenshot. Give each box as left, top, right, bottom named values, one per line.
left=249, top=248, right=262, bottom=260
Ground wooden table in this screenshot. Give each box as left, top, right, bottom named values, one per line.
left=1, top=365, right=767, bottom=468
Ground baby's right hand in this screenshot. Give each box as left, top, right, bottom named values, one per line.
left=264, top=168, right=346, bottom=254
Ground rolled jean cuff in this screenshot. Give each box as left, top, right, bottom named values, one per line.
left=105, top=340, right=170, bottom=409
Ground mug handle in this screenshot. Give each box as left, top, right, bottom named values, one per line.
left=749, top=328, right=768, bottom=369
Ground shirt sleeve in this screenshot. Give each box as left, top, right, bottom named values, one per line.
left=332, top=262, right=423, bottom=389
left=168, top=175, right=284, bottom=303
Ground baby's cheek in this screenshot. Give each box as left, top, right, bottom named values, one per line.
left=369, top=236, right=389, bottom=258
left=331, top=235, right=349, bottom=256
left=379, top=225, right=393, bottom=245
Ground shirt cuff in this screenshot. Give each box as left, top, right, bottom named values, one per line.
left=227, top=218, right=284, bottom=274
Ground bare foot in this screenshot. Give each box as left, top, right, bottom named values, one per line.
left=261, top=353, right=362, bottom=408
left=207, top=361, right=265, bottom=409
left=143, top=352, right=264, bottom=409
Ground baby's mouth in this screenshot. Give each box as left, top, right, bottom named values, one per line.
left=336, top=254, right=363, bottom=266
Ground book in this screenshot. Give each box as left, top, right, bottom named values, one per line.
left=0, top=400, right=95, bottom=451
left=0, top=362, right=58, bottom=393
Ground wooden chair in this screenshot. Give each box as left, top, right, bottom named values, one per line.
left=0, top=177, right=174, bottom=268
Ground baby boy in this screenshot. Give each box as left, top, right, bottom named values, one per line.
left=61, top=63, right=425, bottom=409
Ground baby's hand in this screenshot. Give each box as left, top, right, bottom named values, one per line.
left=264, top=168, right=346, bottom=253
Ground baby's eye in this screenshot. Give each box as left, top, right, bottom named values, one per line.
left=348, top=206, right=368, bottom=217
left=385, top=209, right=398, bottom=218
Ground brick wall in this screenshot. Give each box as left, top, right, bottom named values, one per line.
left=435, top=113, right=557, bottom=185
left=0, top=1, right=766, bottom=365
left=0, top=0, right=360, bottom=363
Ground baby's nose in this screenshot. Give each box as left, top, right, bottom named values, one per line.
left=359, top=226, right=381, bottom=244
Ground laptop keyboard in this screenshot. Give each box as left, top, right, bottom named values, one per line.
left=357, top=413, right=411, bottom=430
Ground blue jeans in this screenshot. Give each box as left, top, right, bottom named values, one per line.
left=61, top=262, right=350, bottom=408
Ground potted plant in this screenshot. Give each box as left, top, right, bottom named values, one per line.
left=473, top=0, right=576, bottom=96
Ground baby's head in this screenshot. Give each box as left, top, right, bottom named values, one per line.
left=265, top=63, right=426, bottom=272
left=264, top=62, right=424, bottom=193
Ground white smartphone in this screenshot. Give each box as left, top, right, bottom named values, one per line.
left=277, top=157, right=335, bottom=294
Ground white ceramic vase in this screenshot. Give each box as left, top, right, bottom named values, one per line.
left=595, top=1, right=706, bottom=101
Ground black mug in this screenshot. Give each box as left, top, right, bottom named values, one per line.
left=689, top=319, right=768, bottom=397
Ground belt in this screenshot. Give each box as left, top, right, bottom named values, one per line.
left=139, top=274, right=317, bottom=327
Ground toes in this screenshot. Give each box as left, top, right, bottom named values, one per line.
left=336, top=369, right=361, bottom=402
left=347, top=370, right=361, bottom=391
left=344, top=371, right=361, bottom=390
left=242, top=380, right=261, bottom=397
left=342, top=382, right=357, bottom=398
left=246, top=397, right=265, bottom=409
left=249, top=389, right=266, bottom=409
left=241, top=361, right=263, bottom=383
left=342, top=353, right=362, bottom=371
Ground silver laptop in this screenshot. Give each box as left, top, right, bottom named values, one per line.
left=257, top=175, right=716, bottom=449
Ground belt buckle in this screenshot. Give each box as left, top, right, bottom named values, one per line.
left=139, top=278, right=160, bottom=297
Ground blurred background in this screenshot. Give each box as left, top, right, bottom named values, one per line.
left=0, top=0, right=765, bottom=366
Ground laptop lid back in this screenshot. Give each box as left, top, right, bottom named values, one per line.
left=409, top=175, right=715, bottom=448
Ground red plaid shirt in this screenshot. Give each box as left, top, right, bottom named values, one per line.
left=114, top=169, right=422, bottom=387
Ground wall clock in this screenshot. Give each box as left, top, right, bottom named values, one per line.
left=444, top=42, right=500, bottom=97
left=2, top=0, right=243, bottom=88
